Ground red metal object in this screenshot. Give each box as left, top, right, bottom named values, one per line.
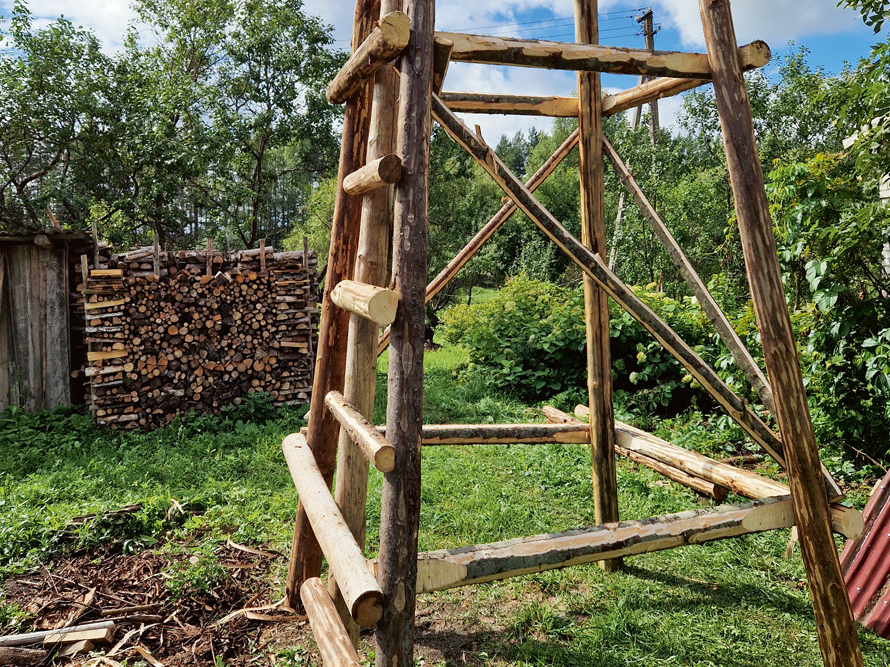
left=841, top=468, right=890, bottom=638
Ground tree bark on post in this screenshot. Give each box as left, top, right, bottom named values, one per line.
left=698, top=2, right=863, bottom=666
left=375, top=0, right=433, bottom=663
left=575, top=0, right=620, bottom=571
left=285, top=0, right=380, bottom=610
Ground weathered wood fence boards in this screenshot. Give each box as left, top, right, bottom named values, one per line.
left=0, top=241, right=75, bottom=412
left=79, top=247, right=319, bottom=429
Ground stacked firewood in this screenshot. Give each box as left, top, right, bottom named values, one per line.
left=77, top=245, right=318, bottom=429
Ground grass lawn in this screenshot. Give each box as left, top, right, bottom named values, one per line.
left=0, top=344, right=888, bottom=665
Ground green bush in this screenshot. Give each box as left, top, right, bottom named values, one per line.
left=439, top=275, right=725, bottom=411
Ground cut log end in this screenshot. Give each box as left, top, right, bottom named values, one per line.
left=352, top=591, right=384, bottom=627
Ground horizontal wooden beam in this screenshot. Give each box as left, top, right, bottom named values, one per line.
left=331, top=279, right=399, bottom=325
left=429, top=94, right=843, bottom=503
left=402, top=498, right=796, bottom=592
left=372, top=422, right=592, bottom=445
left=300, top=578, right=363, bottom=667
left=326, top=391, right=395, bottom=472
left=282, top=434, right=383, bottom=626
left=602, top=76, right=703, bottom=116
left=440, top=32, right=771, bottom=78
left=543, top=406, right=727, bottom=500
left=439, top=92, right=579, bottom=117
left=327, top=12, right=410, bottom=104
left=342, top=154, right=402, bottom=195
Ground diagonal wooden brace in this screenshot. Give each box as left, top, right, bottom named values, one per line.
left=429, top=94, right=842, bottom=502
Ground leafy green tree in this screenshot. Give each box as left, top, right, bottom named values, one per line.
left=0, top=3, right=108, bottom=230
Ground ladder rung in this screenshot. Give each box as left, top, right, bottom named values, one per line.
left=300, top=578, right=363, bottom=666
left=342, top=154, right=402, bottom=195
left=325, top=391, right=395, bottom=473
left=331, top=280, right=398, bottom=325
left=326, top=11, right=410, bottom=105
left=282, top=433, right=383, bottom=627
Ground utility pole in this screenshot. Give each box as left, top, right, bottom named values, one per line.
left=608, top=7, right=660, bottom=270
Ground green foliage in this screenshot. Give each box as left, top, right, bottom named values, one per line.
left=439, top=275, right=728, bottom=412
left=767, top=152, right=890, bottom=461
left=164, top=543, right=226, bottom=599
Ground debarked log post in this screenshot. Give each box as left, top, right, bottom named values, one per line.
left=283, top=434, right=383, bottom=627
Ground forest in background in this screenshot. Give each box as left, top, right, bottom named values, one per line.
left=2, top=0, right=890, bottom=465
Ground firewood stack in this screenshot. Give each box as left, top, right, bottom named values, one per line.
left=77, top=245, right=318, bottom=429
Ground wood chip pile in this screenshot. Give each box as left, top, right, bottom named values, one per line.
left=75, top=245, right=318, bottom=429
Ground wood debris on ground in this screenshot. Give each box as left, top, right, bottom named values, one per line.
left=0, top=540, right=306, bottom=665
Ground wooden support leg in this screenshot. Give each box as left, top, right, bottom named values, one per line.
left=575, top=0, right=619, bottom=571
left=698, top=2, right=862, bottom=666
left=285, top=0, right=380, bottom=610
left=330, top=10, right=400, bottom=639
left=375, top=0, right=433, bottom=664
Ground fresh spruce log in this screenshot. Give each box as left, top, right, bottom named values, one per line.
left=429, top=94, right=842, bottom=502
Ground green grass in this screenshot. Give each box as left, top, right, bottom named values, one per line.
left=1, top=344, right=889, bottom=665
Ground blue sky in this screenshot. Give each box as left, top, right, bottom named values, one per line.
left=1, top=0, right=880, bottom=139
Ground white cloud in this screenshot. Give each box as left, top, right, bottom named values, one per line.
left=1, top=0, right=136, bottom=49
left=653, top=0, right=863, bottom=49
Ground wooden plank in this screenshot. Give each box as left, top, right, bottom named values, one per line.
left=377, top=128, right=580, bottom=353
left=439, top=92, right=578, bottom=117
left=286, top=0, right=379, bottom=611
left=89, top=269, right=122, bottom=278
left=301, top=578, right=363, bottom=666
left=282, top=434, right=383, bottom=627
left=0, top=250, right=9, bottom=412
left=0, top=621, right=114, bottom=647
left=342, top=154, right=402, bottom=195
left=43, top=626, right=113, bottom=645
left=699, top=4, right=862, bottom=665
left=429, top=95, right=843, bottom=502
left=440, top=31, right=771, bottom=78
left=87, top=350, right=128, bottom=362
left=375, top=0, right=433, bottom=661
left=403, top=498, right=796, bottom=592
left=84, top=298, right=126, bottom=311
left=325, top=391, right=395, bottom=472
left=576, top=0, right=619, bottom=571
left=602, top=137, right=774, bottom=415
left=327, top=11, right=410, bottom=104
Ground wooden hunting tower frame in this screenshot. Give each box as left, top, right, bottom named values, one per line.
left=280, top=1, right=867, bottom=666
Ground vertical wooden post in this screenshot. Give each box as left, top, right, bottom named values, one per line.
left=304, top=235, right=315, bottom=383
left=259, top=238, right=267, bottom=273
left=375, top=0, right=433, bottom=663
left=285, top=0, right=381, bottom=610
left=206, top=239, right=213, bottom=277
left=90, top=218, right=99, bottom=267
left=698, top=2, right=863, bottom=666
left=330, top=0, right=401, bottom=645
left=575, top=0, right=620, bottom=570
left=153, top=234, right=160, bottom=276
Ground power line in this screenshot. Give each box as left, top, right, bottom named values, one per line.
left=442, top=10, right=645, bottom=33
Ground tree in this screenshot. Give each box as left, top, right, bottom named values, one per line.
left=0, top=3, right=108, bottom=231
left=208, top=0, right=342, bottom=247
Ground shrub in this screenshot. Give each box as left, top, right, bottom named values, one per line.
left=439, top=275, right=724, bottom=411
